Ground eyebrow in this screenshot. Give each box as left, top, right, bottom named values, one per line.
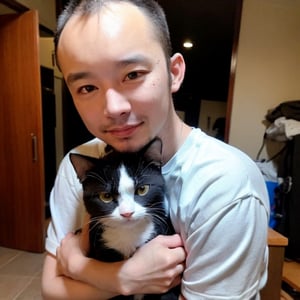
left=116, top=54, right=151, bottom=67
left=66, top=71, right=92, bottom=86
left=66, top=55, right=152, bottom=86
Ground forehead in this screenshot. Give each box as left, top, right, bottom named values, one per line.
left=57, top=2, right=162, bottom=68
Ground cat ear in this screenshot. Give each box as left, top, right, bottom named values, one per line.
left=69, top=153, right=97, bottom=182
left=143, top=138, right=163, bottom=167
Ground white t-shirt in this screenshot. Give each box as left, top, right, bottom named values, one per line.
left=46, top=128, right=269, bottom=300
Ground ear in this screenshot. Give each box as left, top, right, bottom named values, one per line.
left=169, top=53, right=186, bottom=93
left=142, top=138, right=162, bottom=167
left=69, top=153, right=97, bottom=182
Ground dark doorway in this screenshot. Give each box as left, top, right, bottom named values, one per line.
left=41, top=66, right=57, bottom=217
left=62, top=82, right=94, bottom=154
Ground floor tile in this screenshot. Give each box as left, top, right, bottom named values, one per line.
left=0, top=251, right=45, bottom=277
left=0, top=247, right=21, bottom=269
left=15, top=277, right=43, bottom=300
left=0, top=275, right=32, bottom=299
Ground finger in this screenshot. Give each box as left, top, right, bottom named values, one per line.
left=59, top=232, right=74, bottom=248
left=157, top=234, right=184, bottom=248
left=64, top=232, right=75, bottom=240
left=175, top=262, right=185, bottom=276
left=171, top=275, right=182, bottom=289
left=170, top=247, right=186, bottom=264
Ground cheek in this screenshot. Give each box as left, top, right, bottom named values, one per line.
left=139, top=80, right=170, bottom=124
left=132, top=92, right=169, bottom=125
left=150, top=79, right=171, bottom=114
left=73, top=98, right=102, bottom=127
left=138, top=77, right=170, bottom=109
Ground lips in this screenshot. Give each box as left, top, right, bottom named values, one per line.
left=107, top=123, right=142, bottom=138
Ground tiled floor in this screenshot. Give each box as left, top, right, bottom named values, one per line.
left=0, top=246, right=45, bottom=300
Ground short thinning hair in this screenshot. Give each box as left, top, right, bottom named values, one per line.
left=54, top=0, right=172, bottom=66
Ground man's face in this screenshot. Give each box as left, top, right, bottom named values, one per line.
left=58, top=3, right=176, bottom=152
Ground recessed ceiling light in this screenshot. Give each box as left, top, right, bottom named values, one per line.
left=183, top=40, right=193, bottom=49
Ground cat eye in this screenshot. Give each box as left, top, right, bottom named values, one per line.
left=136, top=184, right=150, bottom=196
left=99, top=192, right=114, bottom=203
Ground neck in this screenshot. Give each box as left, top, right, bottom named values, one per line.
left=159, top=112, right=191, bottom=164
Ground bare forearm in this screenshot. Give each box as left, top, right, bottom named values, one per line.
left=42, top=274, right=112, bottom=300
left=61, top=252, right=148, bottom=296
left=65, top=254, right=125, bottom=295
left=42, top=253, right=121, bottom=299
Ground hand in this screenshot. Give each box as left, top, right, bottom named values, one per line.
left=118, top=234, right=186, bottom=296
left=56, top=214, right=90, bottom=279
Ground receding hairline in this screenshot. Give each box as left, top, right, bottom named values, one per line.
left=55, top=0, right=172, bottom=70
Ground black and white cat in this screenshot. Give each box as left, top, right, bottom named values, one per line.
left=70, top=138, right=179, bottom=300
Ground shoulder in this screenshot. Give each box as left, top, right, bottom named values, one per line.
left=182, top=128, right=263, bottom=180
left=165, top=128, right=269, bottom=224
left=57, top=138, right=106, bottom=182
left=166, top=128, right=262, bottom=182
left=71, top=137, right=107, bottom=157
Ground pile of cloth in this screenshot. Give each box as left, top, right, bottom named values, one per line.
left=256, top=100, right=300, bottom=230
left=265, top=100, right=300, bottom=141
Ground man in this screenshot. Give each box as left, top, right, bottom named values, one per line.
left=42, top=1, right=269, bottom=299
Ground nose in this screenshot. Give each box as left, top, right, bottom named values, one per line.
left=119, top=200, right=135, bottom=219
left=120, top=211, right=134, bottom=219
left=104, top=88, right=131, bottom=118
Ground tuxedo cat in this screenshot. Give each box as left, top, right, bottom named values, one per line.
left=70, top=138, right=179, bottom=300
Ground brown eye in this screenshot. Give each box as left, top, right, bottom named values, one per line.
left=136, top=185, right=150, bottom=196
left=126, top=71, right=139, bottom=80
left=99, top=192, right=113, bottom=203
left=78, top=85, right=97, bottom=94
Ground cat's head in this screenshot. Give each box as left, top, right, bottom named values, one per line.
left=69, top=138, right=166, bottom=225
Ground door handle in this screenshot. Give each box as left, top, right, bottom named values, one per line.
left=31, top=133, right=38, bottom=162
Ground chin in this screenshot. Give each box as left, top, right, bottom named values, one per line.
left=109, top=138, right=151, bottom=153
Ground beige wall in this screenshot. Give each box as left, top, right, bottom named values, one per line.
left=16, top=0, right=56, bottom=30
left=199, top=100, right=227, bottom=137
left=229, top=0, right=300, bottom=159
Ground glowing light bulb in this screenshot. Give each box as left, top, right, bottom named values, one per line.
left=183, top=40, right=193, bottom=48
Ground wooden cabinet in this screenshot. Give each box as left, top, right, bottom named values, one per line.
left=0, top=10, right=45, bottom=253
left=261, top=228, right=288, bottom=300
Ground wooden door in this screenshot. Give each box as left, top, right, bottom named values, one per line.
left=0, top=10, right=45, bottom=252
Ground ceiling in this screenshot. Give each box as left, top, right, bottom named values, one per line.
left=0, top=3, right=15, bottom=13
left=159, top=0, right=237, bottom=50
left=157, top=0, right=239, bottom=103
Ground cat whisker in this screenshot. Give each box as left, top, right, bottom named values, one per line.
left=147, top=203, right=166, bottom=212
left=88, top=217, right=102, bottom=232
left=86, top=171, right=107, bottom=185
left=95, top=215, right=120, bottom=228
left=145, top=211, right=171, bottom=233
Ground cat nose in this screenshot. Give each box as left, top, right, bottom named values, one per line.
left=120, top=212, right=134, bottom=219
